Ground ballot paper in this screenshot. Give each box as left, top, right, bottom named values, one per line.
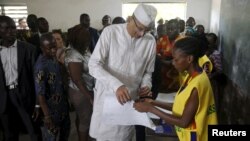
left=157, top=92, right=176, bottom=103
left=147, top=93, right=176, bottom=119
left=102, top=95, right=156, bottom=130
left=147, top=107, right=172, bottom=119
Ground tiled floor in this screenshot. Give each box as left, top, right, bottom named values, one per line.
left=19, top=111, right=178, bottom=141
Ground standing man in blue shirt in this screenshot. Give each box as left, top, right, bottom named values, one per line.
left=34, top=33, right=70, bottom=141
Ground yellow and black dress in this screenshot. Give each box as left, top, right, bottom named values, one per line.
left=172, top=71, right=217, bottom=141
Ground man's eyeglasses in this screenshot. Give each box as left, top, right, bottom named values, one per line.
left=132, top=16, right=147, bottom=33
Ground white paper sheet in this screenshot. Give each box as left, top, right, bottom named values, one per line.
left=147, top=107, right=172, bottom=119
left=148, top=93, right=176, bottom=119
left=157, top=92, right=176, bottom=103
left=102, top=95, right=156, bottom=130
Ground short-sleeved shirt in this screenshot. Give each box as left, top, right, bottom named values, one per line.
left=64, top=47, right=95, bottom=91
left=34, top=55, right=69, bottom=124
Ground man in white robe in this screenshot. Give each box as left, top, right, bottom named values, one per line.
left=88, top=4, right=157, bottom=141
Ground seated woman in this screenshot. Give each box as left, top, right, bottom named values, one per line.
left=134, top=37, right=218, bottom=141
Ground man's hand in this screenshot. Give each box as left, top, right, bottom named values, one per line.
left=43, top=115, right=55, bottom=130
left=116, top=85, right=131, bottom=105
left=32, top=107, right=41, bottom=121
left=138, top=86, right=152, bottom=98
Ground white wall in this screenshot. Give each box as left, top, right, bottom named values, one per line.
left=3, top=0, right=213, bottom=32
left=26, top=0, right=121, bottom=32
left=0, top=0, right=26, bottom=5
left=210, top=0, right=221, bottom=35
left=186, top=0, right=212, bottom=32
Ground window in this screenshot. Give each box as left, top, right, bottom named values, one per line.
left=0, top=5, right=28, bottom=28
left=122, top=3, right=186, bottom=27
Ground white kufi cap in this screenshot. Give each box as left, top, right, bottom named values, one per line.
left=133, top=4, right=157, bottom=27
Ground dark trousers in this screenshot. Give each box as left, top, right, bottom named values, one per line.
left=0, top=88, right=38, bottom=141
left=0, top=123, right=3, bottom=141
left=135, top=125, right=145, bottom=141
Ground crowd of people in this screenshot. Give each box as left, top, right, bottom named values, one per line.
left=0, top=3, right=224, bottom=141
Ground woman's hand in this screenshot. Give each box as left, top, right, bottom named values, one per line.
left=133, top=101, right=153, bottom=112
left=141, top=98, right=154, bottom=103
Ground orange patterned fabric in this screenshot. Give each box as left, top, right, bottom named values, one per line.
left=156, top=35, right=184, bottom=59
left=156, top=35, right=172, bottom=58
left=157, top=35, right=185, bottom=92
